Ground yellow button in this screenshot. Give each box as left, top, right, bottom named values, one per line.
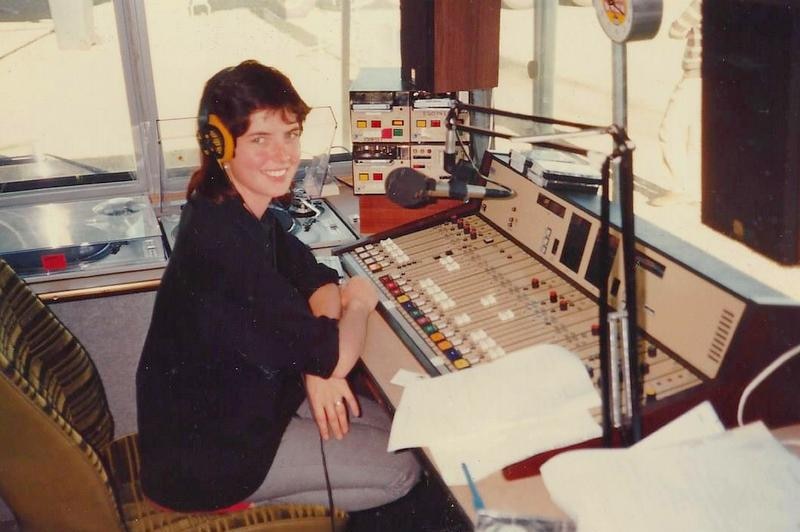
left=453, top=358, right=471, bottom=370
left=358, top=173, right=369, bottom=181
left=437, top=341, right=453, bottom=351
left=356, top=120, right=367, bottom=128
left=396, top=294, right=410, bottom=304
left=429, top=332, right=445, bottom=342
left=416, top=119, right=427, bottom=128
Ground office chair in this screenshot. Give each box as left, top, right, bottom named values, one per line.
left=0, top=259, right=347, bottom=532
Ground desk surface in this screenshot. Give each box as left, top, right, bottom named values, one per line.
left=360, top=312, right=568, bottom=524
left=360, top=312, right=800, bottom=526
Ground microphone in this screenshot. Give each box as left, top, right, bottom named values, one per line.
left=444, top=108, right=457, bottom=174
left=385, top=167, right=514, bottom=208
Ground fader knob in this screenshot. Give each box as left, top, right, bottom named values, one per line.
left=645, top=385, right=657, bottom=404
left=647, top=345, right=658, bottom=358
left=531, top=277, right=540, bottom=289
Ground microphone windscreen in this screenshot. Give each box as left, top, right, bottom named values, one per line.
left=385, top=167, right=431, bottom=208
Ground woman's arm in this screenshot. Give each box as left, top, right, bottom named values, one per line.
left=308, top=277, right=378, bottom=379
left=305, top=276, right=378, bottom=439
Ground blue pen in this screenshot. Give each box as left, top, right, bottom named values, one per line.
left=461, top=462, right=485, bottom=511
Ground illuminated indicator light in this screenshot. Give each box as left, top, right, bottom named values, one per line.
left=416, top=119, right=427, bottom=128
left=412, top=165, right=425, bottom=169
left=429, top=332, right=445, bottom=342
left=356, top=120, right=367, bottom=128
left=359, top=173, right=369, bottom=181
left=379, top=275, right=392, bottom=283
left=453, top=358, right=471, bottom=370
left=392, top=119, right=404, bottom=126
left=41, top=253, right=67, bottom=270
left=393, top=128, right=403, bottom=136
left=374, top=173, right=383, bottom=181
left=389, top=288, right=403, bottom=296
left=371, top=120, right=381, bottom=128
left=396, top=294, right=410, bottom=304
left=437, top=341, right=453, bottom=351
left=431, top=120, right=441, bottom=127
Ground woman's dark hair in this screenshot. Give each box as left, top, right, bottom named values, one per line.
left=187, top=60, right=311, bottom=201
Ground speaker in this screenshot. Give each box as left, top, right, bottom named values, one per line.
left=197, top=112, right=235, bottom=163
left=400, top=0, right=500, bottom=92
left=702, top=0, right=800, bottom=265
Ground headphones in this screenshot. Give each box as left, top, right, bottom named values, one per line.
left=197, top=112, right=235, bottom=164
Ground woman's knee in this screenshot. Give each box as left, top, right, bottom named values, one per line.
left=384, top=449, right=422, bottom=501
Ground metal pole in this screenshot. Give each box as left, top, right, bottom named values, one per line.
left=533, top=0, right=556, bottom=133
left=341, top=0, right=351, bottom=146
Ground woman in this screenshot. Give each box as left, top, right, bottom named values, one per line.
left=136, top=60, right=420, bottom=513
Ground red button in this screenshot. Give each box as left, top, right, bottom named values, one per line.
left=374, top=173, right=383, bottom=181
left=431, top=120, right=441, bottom=127
left=381, top=128, right=392, bottom=139
left=371, top=120, right=381, bottom=128
left=41, top=253, right=67, bottom=271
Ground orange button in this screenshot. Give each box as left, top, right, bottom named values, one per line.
left=437, top=341, right=453, bottom=351
left=429, top=332, right=445, bottom=342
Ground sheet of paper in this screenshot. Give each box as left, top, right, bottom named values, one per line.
left=541, top=421, right=800, bottom=532
left=633, top=400, right=725, bottom=450
left=388, top=344, right=601, bottom=484
left=390, top=368, right=429, bottom=388
left=429, top=409, right=601, bottom=485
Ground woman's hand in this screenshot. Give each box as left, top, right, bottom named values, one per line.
left=340, top=276, right=379, bottom=311
left=304, top=374, right=360, bottom=440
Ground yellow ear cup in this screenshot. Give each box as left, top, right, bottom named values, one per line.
left=197, top=113, right=235, bottom=163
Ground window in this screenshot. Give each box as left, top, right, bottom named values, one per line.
left=144, top=0, right=401, bottom=195
left=0, top=1, right=138, bottom=197
left=494, top=1, right=799, bottom=301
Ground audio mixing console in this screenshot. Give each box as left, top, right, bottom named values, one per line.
left=335, top=153, right=800, bottom=442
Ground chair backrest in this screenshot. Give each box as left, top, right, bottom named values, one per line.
left=0, top=259, right=125, bottom=531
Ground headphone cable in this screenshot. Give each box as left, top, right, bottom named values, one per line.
left=319, top=434, right=336, bottom=532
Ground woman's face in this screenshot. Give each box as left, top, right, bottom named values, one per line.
left=226, top=108, right=302, bottom=214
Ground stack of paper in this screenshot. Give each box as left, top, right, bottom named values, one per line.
left=541, top=402, right=800, bottom=532
left=388, top=344, right=602, bottom=485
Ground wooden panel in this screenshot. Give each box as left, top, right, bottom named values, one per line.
left=434, top=0, right=500, bottom=91
left=400, top=0, right=500, bottom=92
left=358, top=195, right=466, bottom=233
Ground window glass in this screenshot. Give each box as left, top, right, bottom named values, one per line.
left=496, top=1, right=799, bottom=300
left=0, top=1, right=136, bottom=194
left=145, top=0, right=401, bottom=186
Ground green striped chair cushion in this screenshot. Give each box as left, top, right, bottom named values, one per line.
left=103, top=434, right=348, bottom=532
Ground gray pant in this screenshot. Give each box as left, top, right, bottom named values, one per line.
left=247, top=397, right=421, bottom=511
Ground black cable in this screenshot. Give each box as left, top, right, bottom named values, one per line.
left=599, top=156, right=613, bottom=447
left=319, top=434, right=336, bottom=532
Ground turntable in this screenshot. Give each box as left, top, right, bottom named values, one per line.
left=0, top=195, right=167, bottom=281
left=160, top=191, right=358, bottom=254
